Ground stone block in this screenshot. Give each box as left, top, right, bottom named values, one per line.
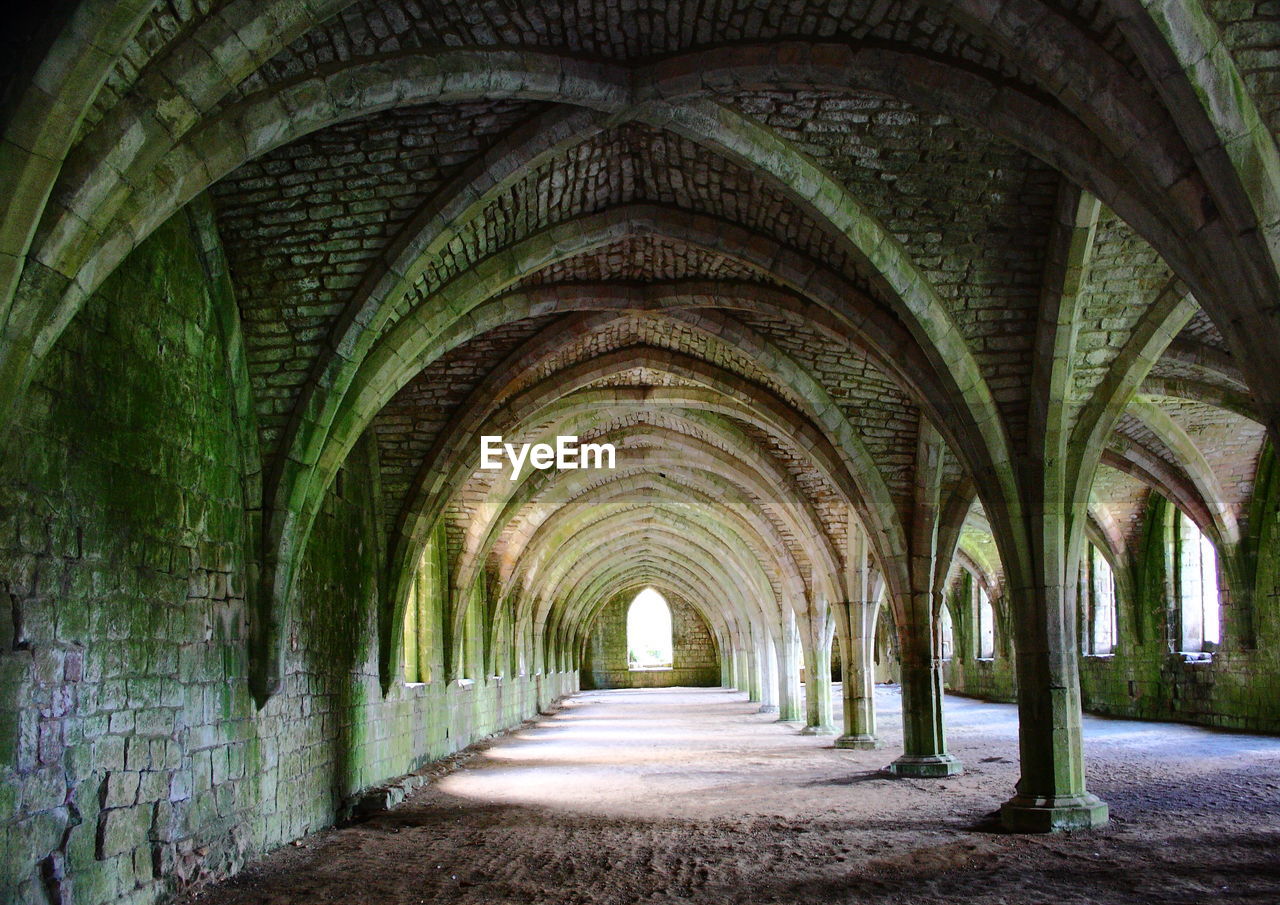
left=103, top=772, right=143, bottom=813
left=22, top=765, right=67, bottom=813
left=96, top=806, right=151, bottom=860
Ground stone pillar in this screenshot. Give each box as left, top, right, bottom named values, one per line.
left=535, top=630, right=552, bottom=713
left=746, top=624, right=764, bottom=703
left=757, top=632, right=779, bottom=713
left=733, top=646, right=750, bottom=693
left=798, top=599, right=836, bottom=734
left=887, top=591, right=961, bottom=777
left=800, top=637, right=836, bottom=735
left=776, top=610, right=803, bottom=721
left=1000, top=579, right=1108, bottom=831
left=995, top=183, right=1106, bottom=831
left=832, top=597, right=881, bottom=748
left=887, top=427, right=961, bottom=777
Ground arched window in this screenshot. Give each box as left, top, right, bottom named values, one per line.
left=1177, top=510, right=1220, bottom=653
left=1083, top=543, right=1117, bottom=656
left=976, top=584, right=996, bottom=660
left=402, top=531, right=442, bottom=684
left=627, top=588, right=673, bottom=670
left=460, top=576, right=485, bottom=680
left=938, top=604, right=954, bottom=661
left=402, top=581, right=427, bottom=683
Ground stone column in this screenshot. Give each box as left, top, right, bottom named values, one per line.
left=999, top=579, right=1108, bottom=831
left=887, top=587, right=961, bottom=776
left=890, top=663, right=961, bottom=773
left=801, top=600, right=836, bottom=735
left=832, top=597, right=880, bottom=748
left=757, top=632, right=779, bottom=713
left=733, top=647, right=751, bottom=695
left=800, top=639, right=836, bottom=735
left=996, top=182, right=1105, bottom=830
left=724, top=626, right=743, bottom=689
left=776, top=609, right=803, bottom=721
left=887, top=426, right=962, bottom=777
left=746, top=622, right=764, bottom=703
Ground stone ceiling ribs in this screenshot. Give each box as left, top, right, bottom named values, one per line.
left=3, top=0, right=1280, bottom=854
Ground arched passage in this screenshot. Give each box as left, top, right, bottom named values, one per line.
left=6, top=4, right=1280, bottom=903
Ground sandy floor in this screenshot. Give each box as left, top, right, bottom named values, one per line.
left=180, top=686, right=1280, bottom=904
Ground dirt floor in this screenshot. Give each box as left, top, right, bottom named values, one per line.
left=179, top=686, right=1280, bottom=905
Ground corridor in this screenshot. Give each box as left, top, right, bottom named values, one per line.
left=182, top=687, right=1280, bottom=905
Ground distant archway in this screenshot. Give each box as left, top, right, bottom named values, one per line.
left=627, top=588, right=674, bottom=670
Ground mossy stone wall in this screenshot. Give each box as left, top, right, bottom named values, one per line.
left=0, top=207, right=575, bottom=905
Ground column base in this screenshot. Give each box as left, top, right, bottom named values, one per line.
left=999, top=793, right=1109, bottom=833
left=757, top=704, right=779, bottom=714
left=834, top=734, right=882, bottom=750
left=885, top=754, right=963, bottom=777
left=799, top=724, right=838, bottom=736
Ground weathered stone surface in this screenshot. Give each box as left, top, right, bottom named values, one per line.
left=5, top=0, right=1280, bottom=899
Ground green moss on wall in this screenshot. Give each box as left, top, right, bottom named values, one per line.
left=0, top=203, right=577, bottom=905
left=946, top=479, right=1280, bottom=733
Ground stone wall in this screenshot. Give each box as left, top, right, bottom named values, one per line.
left=581, top=593, right=720, bottom=689
left=0, top=207, right=576, bottom=905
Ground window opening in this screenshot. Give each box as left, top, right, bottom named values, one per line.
left=403, top=544, right=437, bottom=683
left=976, top=583, right=995, bottom=659
left=1085, top=543, right=1117, bottom=656
left=1178, top=510, right=1220, bottom=653
left=627, top=588, right=673, bottom=670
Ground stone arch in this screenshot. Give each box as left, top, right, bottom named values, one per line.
left=257, top=207, right=958, bottom=697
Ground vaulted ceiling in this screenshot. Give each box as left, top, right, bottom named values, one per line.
left=3, top=0, right=1278, bottom=696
